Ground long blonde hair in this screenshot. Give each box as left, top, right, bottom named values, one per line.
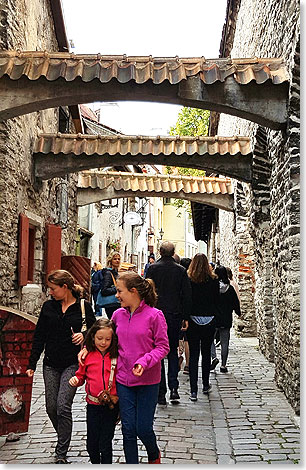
left=106, top=251, right=121, bottom=268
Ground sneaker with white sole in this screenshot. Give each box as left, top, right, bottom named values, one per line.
left=202, top=384, right=212, bottom=394
left=189, top=392, right=198, bottom=402
left=210, top=357, right=219, bottom=370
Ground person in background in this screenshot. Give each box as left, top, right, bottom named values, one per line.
left=226, top=267, right=241, bottom=302
left=91, top=262, right=104, bottom=316
left=173, top=253, right=181, bottom=264
left=178, top=257, right=192, bottom=374
left=146, top=241, right=191, bottom=405
left=101, top=252, right=121, bottom=319
left=69, top=318, right=119, bottom=464
left=143, top=253, right=155, bottom=278
left=78, top=272, right=169, bottom=464
left=211, top=265, right=241, bottom=373
left=26, top=269, right=96, bottom=464
left=186, top=254, right=219, bottom=401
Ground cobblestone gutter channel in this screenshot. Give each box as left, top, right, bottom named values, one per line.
left=0, top=334, right=300, bottom=464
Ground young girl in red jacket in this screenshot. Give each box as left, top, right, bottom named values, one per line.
left=78, top=272, right=170, bottom=464
left=69, top=318, right=119, bottom=464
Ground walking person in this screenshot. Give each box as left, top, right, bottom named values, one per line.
left=178, top=257, right=192, bottom=375
left=145, top=241, right=191, bottom=405
left=91, top=262, right=104, bottom=316
left=69, top=318, right=119, bottom=464
left=26, top=269, right=96, bottom=464
left=100, top=252, right=121, bottom=319
left=211, top=265, right=241, bottom=373
left=79, top=272, right=169, bottom=464
left=143, top=253, right=155, bottom=277
left=186, top=254, right=220, bottom=401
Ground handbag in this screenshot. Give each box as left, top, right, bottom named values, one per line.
left=96, top=272, right=120, bottom=308
left=87, top=358, right=119, bottom=409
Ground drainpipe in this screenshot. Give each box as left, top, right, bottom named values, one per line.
left=87, top=203, right=93, bottom=259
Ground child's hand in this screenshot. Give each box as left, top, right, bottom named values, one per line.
left=69, top=376, right=79, bottom=387
left=132, top=364, right=144, bottom=377
left=78, top=347, right=88, bottom=366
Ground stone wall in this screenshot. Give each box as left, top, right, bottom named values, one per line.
left=0, top=0, right=78, bottom=316
left=217, top=0, right=300, bottom=412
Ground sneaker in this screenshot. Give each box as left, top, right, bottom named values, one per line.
left=55, top=458, right=69, bottom=464
left=202, top=384, right=212, bottom=394
left=157, top=396, right=167, bottom=406
left=183, top=366, right=189, bottom=375
left=189, top=392, right=198, bottom=402
left=210, top=357, right=219, bottom=370
left=220, top=366, right=228, bottom=373
left=149, top=450, right=161, bottom=464
left=170, top=389, right=180, bottom=401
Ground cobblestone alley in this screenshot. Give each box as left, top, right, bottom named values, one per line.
left=0, top=333, right=300, bottom=465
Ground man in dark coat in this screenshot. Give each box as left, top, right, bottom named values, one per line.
left=146, top=241, right=191, bottom=405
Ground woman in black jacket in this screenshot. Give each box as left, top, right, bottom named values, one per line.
left=186, top=254, right=219, bottom=401
left=101, top=251, right=121, bottom=319
left=26, top=270, right=96, bottom=464
left=212, top=265, right=241, bottom=373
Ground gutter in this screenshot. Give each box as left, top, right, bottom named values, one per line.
left=50, top=0, right=83, bottom=133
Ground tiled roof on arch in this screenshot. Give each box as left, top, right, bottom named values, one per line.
left=78, top=170, right=234, bottom=196
left=0, top=51, right=289, bottom=85
left=35, top=133, right=251, bottom=157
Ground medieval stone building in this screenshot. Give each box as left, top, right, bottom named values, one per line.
left=0, top=0, right=81, bottom=315
left=0, top=0, right=300, bottom=418
left=208, top=0, right=300, bottom=413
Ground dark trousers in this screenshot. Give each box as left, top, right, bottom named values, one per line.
left=158, top=313, right=181, bottom=397
left=105, top=305, right=119, bottom=319
left=43, top=364, right=78, bottom=459
left=116, top=382, right=159, bottom=464
left=86, top=403, right=119, bottom=464
left=211, top=327, right=231, bottom=367
left=186, top=319, right=216, bottom=393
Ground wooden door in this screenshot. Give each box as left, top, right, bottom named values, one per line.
left=61, top=255, right=91, bottom=300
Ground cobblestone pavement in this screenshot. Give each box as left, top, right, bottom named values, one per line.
left=0, top=333, right=300, bottom=464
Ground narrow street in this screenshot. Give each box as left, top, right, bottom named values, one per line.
left=0, top=333, right=300, bottom=464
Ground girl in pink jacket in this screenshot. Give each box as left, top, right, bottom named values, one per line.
left=69, top=318, right=119, bottom=464
left=112, top=271, right=169, bottom=464
left=78, top=272, right=169, bottom=464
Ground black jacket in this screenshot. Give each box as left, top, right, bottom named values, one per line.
left=101, top=268, right=119, bottom=296
left=216, top=283, right=241, bottom=328
left=28, top=298, right=96, bottom=370
left=189, top=277, right=220, bottom=319
left=146, top=256, right=192, bottom=319
left=91, top=269, right=104, bottom=294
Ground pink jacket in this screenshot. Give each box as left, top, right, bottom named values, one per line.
left=112, top=300, right=169, bottom=387
left=74, top=350, right=117, bottom=405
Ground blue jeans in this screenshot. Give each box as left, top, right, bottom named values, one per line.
left=116, top=382, right=160, bottom=464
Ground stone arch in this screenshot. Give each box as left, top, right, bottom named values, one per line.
left=34, top=133, right=253, bottom=182
left=0, top=52, right=289, bottom=129
left=77, top=170, right=234, bottom=212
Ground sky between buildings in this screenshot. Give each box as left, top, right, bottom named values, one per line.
left=61, top=0, right=228, bottom=135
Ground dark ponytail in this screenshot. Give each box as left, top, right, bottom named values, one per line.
left=117, top=272, right=158, bottom=307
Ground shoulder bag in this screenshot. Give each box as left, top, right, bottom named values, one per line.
left=96, top=272, right=120, bottom=308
